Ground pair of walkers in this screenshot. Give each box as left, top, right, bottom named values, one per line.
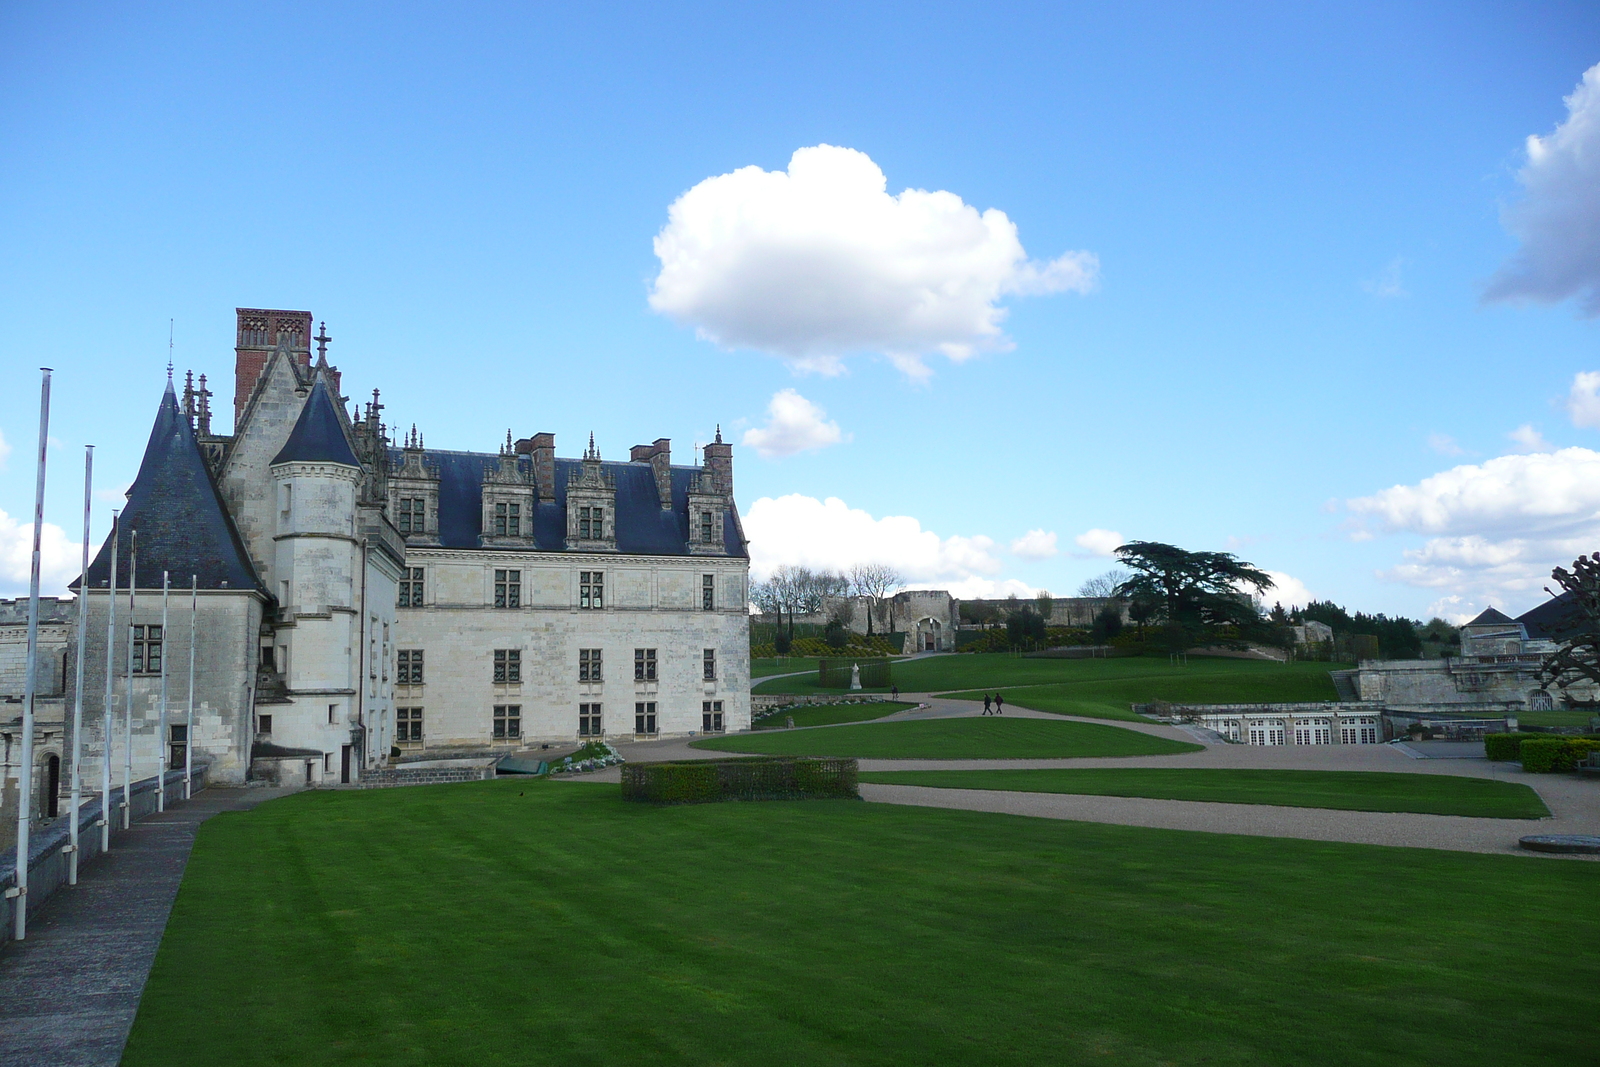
left=981, top=693, right=1005, bottom=715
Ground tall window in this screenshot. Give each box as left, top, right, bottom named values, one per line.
left=635, top=701, right=657, bottom=735
left=578, top=506, right=604, bottom=539
left=494, top=569, right=521, bottom=608
left=493, top=649, right=522, bottom=684
left=398, top=497, right=425, bottom=535
left=702, top=574, right=715, bottom=611
left=397, top=649, right=424, bottom=685
left=634, top=648, right=656, bottom=681
left=702, top=700, right=724, bottom=734
left=132, top=625, right=162, bottom=674
left=168, top=724, right=187, bottom=770
left=397, top=707, right=424, bottom=743
left=398, top=567, right=424, bottom=608
left=579, top=648, right=602, bottom=682
left=494, top=501, right=521, bottom=537
left=700, top=511, right=714, bottom=543
left=702, top=648, right=716, bottom=682
left=580, top=571, right=604, bottom=610
left=579, top=703, right=603, bottom=737
left=493, top=705, right=521, bottom=740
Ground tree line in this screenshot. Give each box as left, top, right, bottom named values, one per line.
left=750, top=564, right=905, bottom=652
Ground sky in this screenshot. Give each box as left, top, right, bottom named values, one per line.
left=2, top=1, right=1598, bottom=622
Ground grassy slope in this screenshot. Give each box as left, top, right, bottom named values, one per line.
left=751, top=656, right=823, bottom=678
left=858, top=768, right=1552, bottom=819
left=692, top=716, right=1200, bottom=758
left=753, top=701, right=917, bottom=730
left=124, top=783, right=1599, bottom=1067
left=753, top=653, right=1349, bottom=704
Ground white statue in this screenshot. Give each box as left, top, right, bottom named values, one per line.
left=849, top=663, right=862, bottom=690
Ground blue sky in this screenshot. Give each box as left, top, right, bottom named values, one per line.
left=2, top=2, right=1598, bottom=620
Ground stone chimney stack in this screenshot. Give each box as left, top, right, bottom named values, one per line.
left=234, top=308, right=312, bottom=431
left=517, top=432, right=556, bottom=500
left=702, top=427, right=733, bottom=498
left=630, top=438, right=674, bottom=509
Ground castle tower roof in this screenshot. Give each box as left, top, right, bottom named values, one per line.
left=1465, top=607, right=1515, bottom=626
left=77, top=381, right=263, bottom=592
left=271, top=378, right=360, bottom=468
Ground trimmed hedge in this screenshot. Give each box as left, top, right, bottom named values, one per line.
left=751, top=635, right=897, bottom=659
left=621, top=757, right=859, bottom=804
left=1486, top=732, right=1600, bottom=762
left=1520, top=738, right=1600, bottom=774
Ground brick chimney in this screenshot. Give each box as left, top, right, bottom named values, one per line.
left=630, top=438, right=673, bottom=509
left=702, top=428, right=733, bottom=498
left=517, top=432, right=556, bottom=500
left=234, top=308, right=312, bottom=431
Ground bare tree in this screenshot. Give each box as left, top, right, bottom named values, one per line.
left=1077, top=570, right=1131, bottom=599
left=849, top=563, right=904, bottom=635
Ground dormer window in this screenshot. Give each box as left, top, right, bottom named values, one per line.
left=579, top=506, right=603, bottom=540
left=700, top=511, right=714, bottom=543
left=398, top=497, right=426, bottom=535
left=494, top=502, right=521, bottom=537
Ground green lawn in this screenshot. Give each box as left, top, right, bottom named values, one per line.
left=751, top=656, right=824, bottom=678
left=753, top=701, right=917, bottom=730
left=124, top=783, right=1599, bottom=1066
left=752, top=654, right=1350, bottom=709
left=692, top=716, right=1200, bottom=758
left=857, top=768, right=1552, bottom=818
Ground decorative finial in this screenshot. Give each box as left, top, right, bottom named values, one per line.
left=715, top=423, right=722, bottom=444
left=585, top=431, right=600, bottom=461
left=315, top=321, right=331, bottom=361
left=167, top=318, right=174, bottom=380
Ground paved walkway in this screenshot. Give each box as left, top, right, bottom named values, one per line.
left=0, top=787, right=293, bottom=1067
left=583, top=693, right=1600, bottom=857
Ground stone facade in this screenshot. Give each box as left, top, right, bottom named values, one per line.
left=815, top=589, right=959, bottom=652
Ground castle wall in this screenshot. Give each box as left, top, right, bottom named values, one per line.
left=219, top=354, right=310, bottom=598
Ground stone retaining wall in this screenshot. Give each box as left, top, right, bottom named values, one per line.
left=0, top=764, right=207, bottom=946
left=357, top=760, right=497, bottom=788
left=751, top=694, right=893, bottom=713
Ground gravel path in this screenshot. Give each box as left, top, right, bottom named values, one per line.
left=568, top=692, right=1600, bottom=856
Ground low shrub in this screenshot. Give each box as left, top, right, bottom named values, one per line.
left=621, top=757, right=859, bottom=804
left=1520, top=737, right=1600, bottom=774
left=1486, top=732, right=1600, bottom=762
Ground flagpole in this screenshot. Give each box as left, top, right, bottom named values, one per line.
left=11, top=368, right=52, bottom=941
left=185, top=574, right=196, bottom=800
left=100, top=510, right=118, bottom=853
left=157, top=571, right=169, bottom=813
left=122, top=531, right=136, bottom=831
left=68, top=445, right=93, bottom=885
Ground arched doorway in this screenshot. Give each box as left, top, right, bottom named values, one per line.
left=44, top=754, right=60, bottom=818
left=1528, top=690, right=1554, bottom=712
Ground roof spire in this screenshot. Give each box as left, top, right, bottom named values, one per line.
left=167, top=318, right=174, bottom=381
left=715, top=423, right=722, bottom=444
left=585, top=431, right=600, bottom=461
left=315, top=321, right=331, bottom=363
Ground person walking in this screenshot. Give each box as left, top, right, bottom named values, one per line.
left=995, top=693, right=1005, bottom=714
left=982, top=694, right=992, bottom=715
left=891, top=685, right=899, bottom=702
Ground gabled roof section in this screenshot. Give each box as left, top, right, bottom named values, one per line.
left=271, top=378, right=359, bottom=467
left=1465, top=607, right=1514, bottom=626
left=1518, top=593, right=1578, bottom=641
left=77, top=382, right=264, bottom=592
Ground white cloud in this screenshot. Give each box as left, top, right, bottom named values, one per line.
left=1348, top=448, right=1600, bottom=606
left=740, top=389, right=847, bottom=459
left=1009, top=528, right=1058, bottom=559
left=1425, top=596, right=1478, bottom=626
left=1427, top=433, right=1466, bottom=457
left=0, top=507, right=82, bottom=597
left=742, top=494, right=1002, bottom=585
left=1484, top=62, right=1600, bottom=315
left=649, top=144, right=1098, bottom=379
left=0, top=429, right=10, bottom=470
left=1566, top=370, right=1600, bottom=429
left=1507, top=423, right=1552, bottom=452
left=920, top=576, right=1043, bottom=600
left=1256, top=571, right=1314, bottom=610
left=1362, top=257, right=1408, bottom=299
left=1073, top=528, right=1124, bottom=557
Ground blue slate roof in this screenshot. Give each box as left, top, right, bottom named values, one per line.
left=1518, top=594, right=1577, bottom=641
left=77, top=383, right=264, bottom=593
left=392, top=449, right=746, bottom=557
left=272, top=378, right=359, bottom=467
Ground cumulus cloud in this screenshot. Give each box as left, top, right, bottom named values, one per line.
left=649, top=144, right=1098, bottom=379
left=1256, top=571, right=1313, bottom=610
left=1427, top=433, right=1466, bottom=457
left=928, top=576, right=1043, bottom=600
left=0, top=507, right=82, bottom=597
left=1009, top=528, right=1058, bottom=559
left=1348, top=448, right=1600, bottom=606
left=742, top=494, right=1002, bottom=585
left=1073, top=528, right=1124, bottom=557
left=740, top=389, right=847, bottom=459
left=1566, top=371, right=1600, bottom=429
left=1484, top=62, right=1600, bottom=315
left=1507, top=424, right=1553, bottom=452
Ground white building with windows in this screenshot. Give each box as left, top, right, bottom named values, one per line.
left=1174, top=703, right=1383, bottom=746
left=60, top=306, right=750, bottom=789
